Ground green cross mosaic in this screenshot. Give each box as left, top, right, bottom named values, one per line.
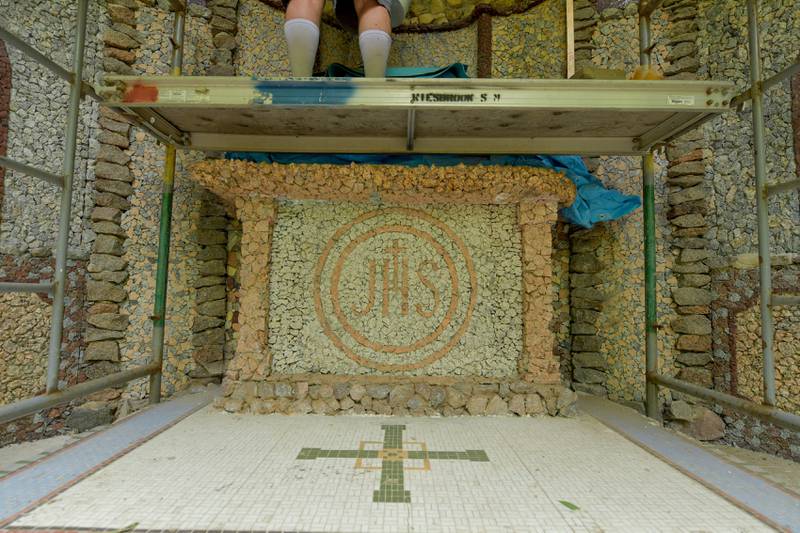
left=296, top=424, right=489, bottom=503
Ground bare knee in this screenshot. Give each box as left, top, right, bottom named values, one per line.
left=286, top=0, right=325, bottom=24
left=354, top=0, right=390, bottom=33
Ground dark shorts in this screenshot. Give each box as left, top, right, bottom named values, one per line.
left=283, top=0, right=408, bottom=32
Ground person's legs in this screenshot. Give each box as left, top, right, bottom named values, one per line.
left=284, top=0, right=325, bottom=76
left=354, top=0, right=391, bottom=77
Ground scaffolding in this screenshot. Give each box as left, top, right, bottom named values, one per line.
left=0, top=0, right=798, bottom=433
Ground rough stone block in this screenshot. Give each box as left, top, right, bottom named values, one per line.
left=94, top=159, right=133, bottom=183
left=672, top=287, right=712, bottom=306
left=679, top=273, right=711, bottom=287
left=669, top=185, right=706, bottom=205
left=446, top=386, right=467, bottom=408
left=194, top=344, right=224, bottom=364
left=668, top=160, right=705, bottom=177
left=574, top=367, right=607, bottom=384
left=92, top=221, right=125, bottom=238
left=677, top=367, right=713, bottom=388
left=90, top=271, right=128, bottom=284
left=96, top=179, right=134, bottom=197
left=672, top=315, right=712, bottom=335
left=192, top=327, right=225, bottom=347
left=485, top=395, right=508, bottom=415
left=198, top=245, right=227, bottom=261
left=366, top=384, right=390, bottom=400
left=573, top=352, right=606, bottom=369
left=86, top=340, right=120, bottom=361
left=350, top=383, right=367, bottom=401
left=94, top=235, right=125, bottom=256
left=466, top=395, right=488, bottom=415
left=95, top=192, right=130, bottom=210
left=194, top=276, right=226, bottom=289
left=676, top=352, right=712, bottom=366
left=199, top=260, right=226, bottom=276
left=67, top=401, right=114, bottom=432
left=525, top=394, right=546, bottom=415
left=87, top=280, right=126, bottom=302
left=197, top=299, right=226, bottom=317
left=103, top=28, right=138, bottom=49
left=676, top=334, right=712, bottom=352
left=571, top=253, right=601, bottom=273
left=192, top=315, right=224, bottom=333
left=88, top=253, right=127, bottom=272
left=389, top=384, right=415, bottom=407
left=197, top=284, right=226, bottom=304
left=197, top=229, right=227, bottom=246
left=86, top=328, right=124, bottom=342
left=87, top=312, right=129, bottom=331
left=571, top=322, right=597, bottom=335
left=572, top=335, right=601, bottom=352
left=91, top=207, right=122, bottom=224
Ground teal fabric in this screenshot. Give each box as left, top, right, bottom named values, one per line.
left=323, top=62, right=470, bottom=78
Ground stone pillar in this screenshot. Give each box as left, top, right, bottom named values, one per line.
left=225, top=196, right=275, bottom=388
left=190, top=192, right=230, bottom=384
left=569, top=226, right=608, bottom=396
left=518, top=199, right=560, bottom=384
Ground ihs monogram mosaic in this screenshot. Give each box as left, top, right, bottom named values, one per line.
left=297, top=424, right=489, bottom=503
left=269, top=202, right=522, bottom=377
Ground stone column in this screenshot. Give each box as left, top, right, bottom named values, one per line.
left=518, top=199, right=560, bottom=384
left=225, top=196, right=276, bottom=389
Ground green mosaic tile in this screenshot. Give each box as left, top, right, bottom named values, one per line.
left=295, top=424, right=490, bottom=504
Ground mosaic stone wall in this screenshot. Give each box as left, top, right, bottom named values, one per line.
left=492, top=0, right=565, bottom=79
left=0, top=0, right=104, bottom=258
left=699, top=0, right=800, bottom=257
left=269, top=202, right=522, bottom=376
left=0, top=0, right=103, bottom=443
left=119, top=5, right=216, bottom=400
left=583, top=5, right=676, bottom=407
left=0, top=292, right=50, bottom=406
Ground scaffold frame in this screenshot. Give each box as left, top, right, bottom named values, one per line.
left=0, top=0, right=798, bottom=435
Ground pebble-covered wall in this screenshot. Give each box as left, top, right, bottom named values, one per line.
left=0, top=0, right=104, bottom=443
left=118, top=4, right=215, bottom=401
left=269, top=202, right=522, bottom=377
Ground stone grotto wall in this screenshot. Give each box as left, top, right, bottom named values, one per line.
left=0, top=0, right=104, bottom=444
left=577, top=0, right=800, bottom=459
left=0, top=0, right=222, bottom=443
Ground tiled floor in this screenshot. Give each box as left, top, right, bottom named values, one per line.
left=6, top=408, right=772, bottom=532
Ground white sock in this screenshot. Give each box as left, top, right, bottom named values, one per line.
left=284, top=18, right=319, bottom=77
left=359, top=29, right=391, bottom=78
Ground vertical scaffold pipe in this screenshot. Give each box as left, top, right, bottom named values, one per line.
left=149, top=8, right=185, bottom=405
left=746, top=0, right=776, bottom=407
left=639, top=11, right=659, bottom=419
left=46, top=0, right=90, bottom=394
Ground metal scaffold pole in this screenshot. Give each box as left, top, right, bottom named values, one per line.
left=46, top=0, right=90, bottom=394
left=746, top=0, right=776, bottom=407
left=639, top=9, right=659, bottom=420
left=149, top=7, right=186, bottom=404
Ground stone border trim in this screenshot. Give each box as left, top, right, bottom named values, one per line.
left=191, top=160, right=576, bottom=208
left=217, top=377, right=578, bottom=418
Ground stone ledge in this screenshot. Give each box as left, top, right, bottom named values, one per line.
left=190, top=160, right=576, bottom=208
left=216, top=377, right=578, bottom=418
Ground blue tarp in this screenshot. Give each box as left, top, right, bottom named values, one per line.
left=228, top=63, right=641, bottom=228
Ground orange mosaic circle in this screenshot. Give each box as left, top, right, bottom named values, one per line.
left=312, top=208, right=477, bottom=372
